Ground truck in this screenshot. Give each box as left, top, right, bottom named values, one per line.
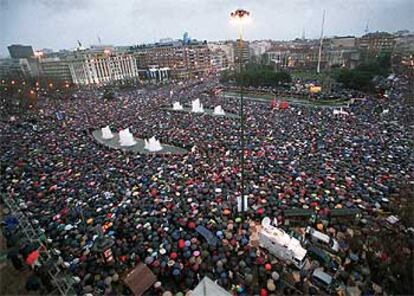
left=283, top=208, right=316, bottom=226
left=259, top=217, right=307, bottom=269
left=329, top=208, right=361, bottom=224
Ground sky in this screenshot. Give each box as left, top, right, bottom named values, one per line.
left=0, top=0, right=413, bottom=56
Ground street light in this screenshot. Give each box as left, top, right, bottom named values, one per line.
left=230, top=9, right=250, bottom=213
left=34, top=51, right=44, bottom=110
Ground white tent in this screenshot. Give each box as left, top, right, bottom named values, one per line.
left=190, top=277, right=232, bottom=296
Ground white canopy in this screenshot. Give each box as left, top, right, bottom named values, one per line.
left=191, top=277, right=232, bottom=296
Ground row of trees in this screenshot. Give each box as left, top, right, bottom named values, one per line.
left=220, top=63, right=292, bottom=87
left=333, top=52, right=392, bottom=92
left=219, top=52, right=392, bottom=93
left=0, top=76, right=77, bottom=118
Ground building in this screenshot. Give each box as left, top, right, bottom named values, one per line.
left=132, top=41, right=211, bottom=79
left=9, top=46, right=140, bottom=85
left=177, top=43, right=211, bottom=79
left=37, top=57, right=73, bottom=83
left=183, top=32, right=190, bottom=45
left=322, top=37, right=360, bottom=69
left=68, top=49, right=139, bottom=85
left=265, top=37, right=362, bottom=71
left=39, top=48, right=54, bottom=55
left=266, top=43, right=320, bottom=71
left=233, top=39, right=250, bottom=65
left=208, top=41, right=234, bottom=67
left=266, top=46, right=292, bottom=69
left=329, top=36, right=356, bottom=49
left=325, top=49, right=360, bottom=69
left=208, top=42, right=233, bottom=72
left=394, top=33, right=414, bottom=53
left=357, top=32, right=396, bottom=58
left=209, top=49, right=230, bottom=72
left=7, top=44, right=34, bottom=59
left=249, top=40, right=272, bottom=57
left=0, top=58, right=33, bottom=79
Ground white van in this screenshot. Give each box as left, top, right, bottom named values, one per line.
left=305, top=226, right=339, bottom=253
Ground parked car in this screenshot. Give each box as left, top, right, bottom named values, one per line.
left=305, top=226, right=339, bottom=253
left=307, top=245, right=339, bottom=272
left=311, top=268, right=334, bottom=292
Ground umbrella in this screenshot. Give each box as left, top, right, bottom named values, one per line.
left=26, top=250, right=40, bottom=265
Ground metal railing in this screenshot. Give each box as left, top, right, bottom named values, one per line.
left=1, top=194, right=76, bottom=295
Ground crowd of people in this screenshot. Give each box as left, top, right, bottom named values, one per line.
left=0, top=75, right=413, bottom=295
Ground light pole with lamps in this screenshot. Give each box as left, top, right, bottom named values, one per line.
left=230, top=9, right=250, bottom=213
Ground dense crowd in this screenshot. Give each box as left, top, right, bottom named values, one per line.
left=0, top=76, right=413, bottom=295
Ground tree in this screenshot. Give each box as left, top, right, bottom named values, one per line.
left=223, top=63, right=291, bottom=87
left=334, top=52, right=392, bottom=92
left=219, top=70, right=234, bottom=84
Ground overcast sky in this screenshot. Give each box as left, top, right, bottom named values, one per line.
left=0, top=0, right=413, bottom=56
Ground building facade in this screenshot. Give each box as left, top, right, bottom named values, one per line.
left=233, top=39, right=250, bottom=65
left=68, top=50, right=139, bottom=85
left=265, top=37, right=363, bottom=71
left=329, top=37, right=356, bottom=49
left=0, top=58, right=33, bottom=80
left=266, top=44, right=320, bottom=71
left=37, top=58, right=73, bottom=83
left=357, top=32, right=396, bottom=58
left=208, top=42, right=233, bottom=72
left=133, top=41, right=211, bottom=79
left=249, top=40, right=272, bottom=57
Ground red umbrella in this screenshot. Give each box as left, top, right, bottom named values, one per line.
left=26, top=250, right=40, bottom=265
left=279, top=101, right=289, bottom=109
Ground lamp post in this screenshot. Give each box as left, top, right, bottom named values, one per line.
left=34, top=50, right=43, bottom=86
left=34, top=50, right=44, bottom=110
left=230, top=9, right=250, bottom=213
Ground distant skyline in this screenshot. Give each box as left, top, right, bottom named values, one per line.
left=1, top=0, right=413, bottom=57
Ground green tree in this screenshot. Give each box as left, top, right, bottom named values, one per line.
left=334, top=52, right=392, bottom=92
left=219, top=70, right=234, bottom=84
left=220, top=63, right=292, bottom=87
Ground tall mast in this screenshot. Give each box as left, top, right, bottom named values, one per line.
left=317, top=10, right=325, bottom=74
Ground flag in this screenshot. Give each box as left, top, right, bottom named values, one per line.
left=196, top=225, right=218, bottom=246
